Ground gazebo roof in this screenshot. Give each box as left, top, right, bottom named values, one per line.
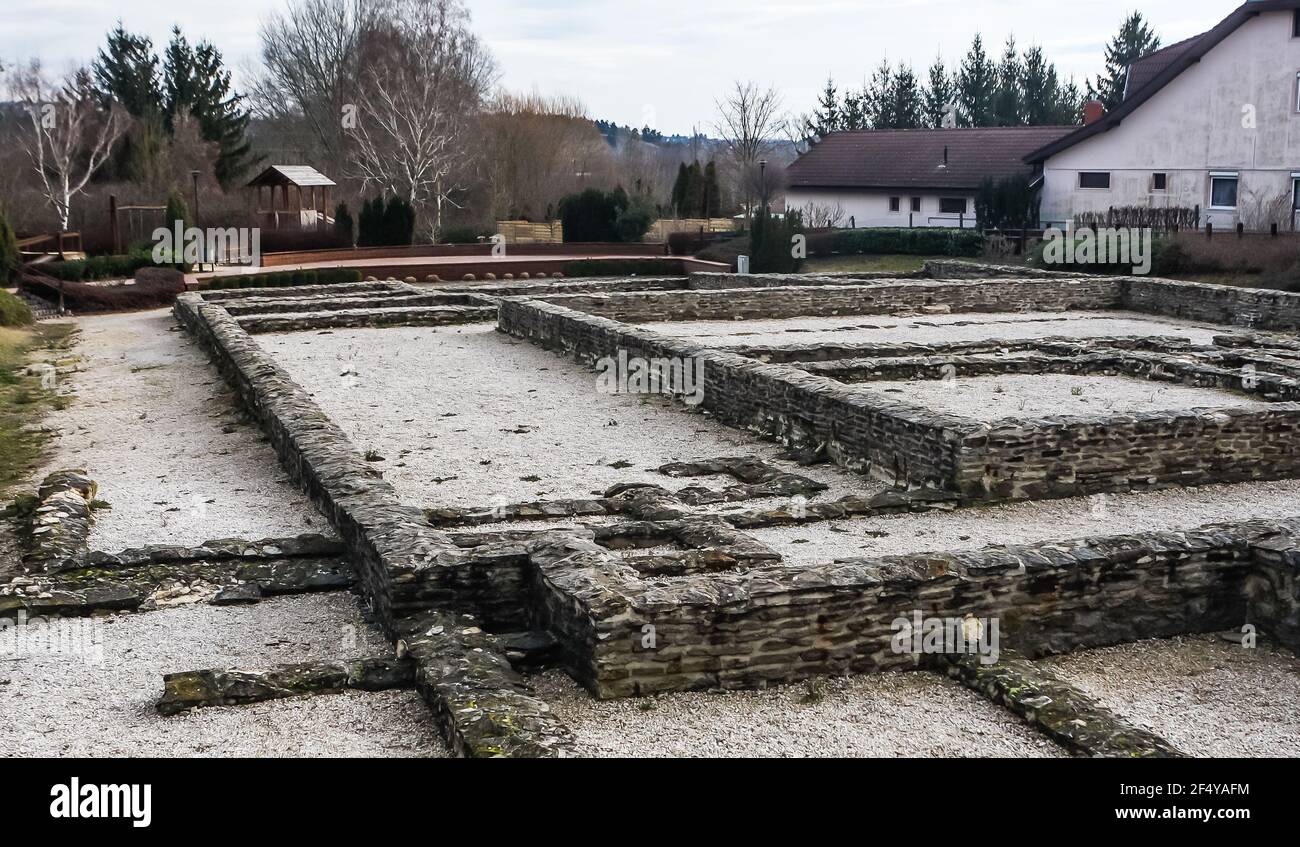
left=246, top=165, right=336, bottom=188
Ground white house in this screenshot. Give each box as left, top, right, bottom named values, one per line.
left=784, top=126, right=1075, bottom=229
left=1029, top=0, right=1300, bottom=231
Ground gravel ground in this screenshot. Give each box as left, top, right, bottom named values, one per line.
left=0, top=593, right=446, bottom=757
left=861, top=373, right=1266, bottom=421
left=1040, top=635, right=1300, bottom=758
left=533, top=670, right=1067, bottom=757
left=27, top=309, right=326, bottom=552
left=260, top=324, right=870, bottom=509
left=744, top=479, right=1300, bottom=567
left=644, top=311, right=1224, bottom=348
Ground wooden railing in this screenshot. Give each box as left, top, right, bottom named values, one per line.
left=16, top=231, right=83, bottom=261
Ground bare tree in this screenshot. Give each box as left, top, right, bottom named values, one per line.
left=714, top=81, right=782, bottom=218
left=252, top=0, right=374, bottom=174
left=349, top=0, right=495, bottom=240
left=8, top=61, right=124, bottom=231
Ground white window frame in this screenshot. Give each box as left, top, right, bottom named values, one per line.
left=1077, top=171, right=1111, bottom=190
left=888, top=196, right=901, bottom=213
left=1150, top=172, right=1168, bottom=192
left=1209, top=171, right=1239, bottom=210
left=1295, top=71, right=1300, bottom=112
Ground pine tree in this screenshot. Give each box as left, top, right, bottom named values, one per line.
left=866, top=60, right=894, bottom=128
left=671, top=163, right=689, bottom=217
left=841, top=88, right=868, bottom=130
left=1021, top=45, right=1054, bottom=125
left=992, top=36, right=1023, bottom=126
left=803, top=77, right=841, bottom=144
left=93, top=23, right=162, bottom=117
left=703, top=161, right=722, bottom=218
left=889, top=65, right=925, bottom=129
left=923, top=56, right=956, bottom=128
left=1087, top=12, right=1161, bottom=110
left=162, top=27, right=256, bottom=187
left=957, top=34, right=998, bottom=127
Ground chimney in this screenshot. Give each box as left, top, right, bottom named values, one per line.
left=1083, top=100, right=1106, bottom=125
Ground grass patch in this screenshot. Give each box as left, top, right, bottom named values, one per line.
left=0, top=323, right=75, bottom=499
left=801, top=254, right=940, bottom=274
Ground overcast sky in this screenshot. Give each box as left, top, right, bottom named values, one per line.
left=2, top=0, right=1232, bottom=134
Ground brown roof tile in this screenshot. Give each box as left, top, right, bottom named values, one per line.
left=786, top=127, right=1076, bottom=192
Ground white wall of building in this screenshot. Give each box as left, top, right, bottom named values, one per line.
left=785, top=189, right=978, bottom=229
left=1040, top=10, right=1300, bottom=230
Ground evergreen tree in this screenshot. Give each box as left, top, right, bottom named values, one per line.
left=333, top=202, right=354, bottom=247
left=162, top=27, right=256, bottom=186
left=703, top=161, right=722, bottom=217
left=671, top=163, right=689, bottom=216
left=888, top=65, right=925, bottom=129
left=803, top=77, right=842, bottom=144
left=841, top=88, right=868, bottom=130
left=1020, top=45, right=1054, bottom=125
left=1087, top=12, right=1161, bottom=110
left=923, top=56, right=956, bottom=128
left=93, top=23, right=162, bottom=117
left=866, top=60, right=893, bottom=128
left=957, top=34, right=998, bottom=127
left=992, top=36, right=1023, bottom=126
left=0, top=211, right=19, bottom=285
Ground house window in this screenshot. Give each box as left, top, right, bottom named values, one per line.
left=1293, top=9, right=1300, bottom=37
left=939, top=197, right=967, bottom=215
left=1078, top=171, right=1111, bottom=190
left=1295, top=71, right=1300, bottom=112
left=1209, top=173, right=1238, bottom=208
left=911, top=197, right=922, bottom=212
left=889, top=196, right=900, bottom=212
left=1151, top=172, right=1168, bottom=191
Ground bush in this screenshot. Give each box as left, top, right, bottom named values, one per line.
left=333, top=202, right=354, bottom=247
left=975, top=175, right=1039, bottom=231
left=0, top=212, right=18, bottom=286
left=696, top=235, right=750, bottom=266
left=39, top=248, right=160, bottom=282
left=357, top=196, right=416, bottom=246
left=559, top=188, right=624, bottom=242
left=1257, top=260, right=1300, bottom=292
left=0, top=290, right=33, bottom=327
left=830, top=228, right=983, bottom=257
left=750, top=209, right=803, bottom=273
left=441, top=225, right=493, bottom=244
left=615, top=195, right=656, bottom=243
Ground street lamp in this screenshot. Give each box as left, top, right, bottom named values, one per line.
left=758, top=159, right=769, bottom=215
left=190, top=170, right=202, bottom=266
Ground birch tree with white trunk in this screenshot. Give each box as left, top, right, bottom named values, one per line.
left=9, top=62, right=125, bottom=231
left=349, top=0, right=495, bottom=241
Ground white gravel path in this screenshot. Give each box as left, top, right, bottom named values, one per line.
left=0, top=593, right=446, bottom=757
left=863, top=373, right=1266, bottom=421
left=745, top=479, right=1300, bottom=567
left=533, top=670, right=1066, bottom=757
left=645, top=311, right=1224, bottom=348
left=260, top=324, right=871, bottom=509
left=1040, top=635, right=1300, bottom=758
left=28, top=309, right=326, bottom=552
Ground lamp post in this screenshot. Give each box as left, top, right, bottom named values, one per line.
left=190, top=170, right=202, bottom=266
left=759, top=159, right=769, bottom=215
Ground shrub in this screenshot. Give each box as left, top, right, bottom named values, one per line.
left=0, top=290, right=33, bottom=327
left=615, top=195, right=656, bottom=243
left=559, top=188, right=624, bottom=242
left=357, top=196, right=416, bottom=246
left=750, top=209, right=803, bottom=273
left=830, top=228, right=983, bottom=257
left=0, top=212, right=18, bottom=286
left=39, top=248, right=160, bottom=282
left=333, top=202, right=354, bottom=247
left=975, top=175, right=1039, bottom=231
left=204, top=268, right=362, bottom=291
left=441, top=225, right=493, bottom=244
left=696, top=235, right=750, bottom=266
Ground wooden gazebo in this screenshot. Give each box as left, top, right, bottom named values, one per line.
left=246, top=165, right=336, bottom=230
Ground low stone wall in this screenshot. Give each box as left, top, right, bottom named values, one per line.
left=497, top=298, right=968, bottom=490
left=530, top=519, right=1297, bottom=699
left=1122, top=276, right=1300, bottom=332
left=529, top=277, right=1124, bottom=323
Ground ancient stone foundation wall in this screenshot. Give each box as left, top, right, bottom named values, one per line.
left=531, top=521, right=1295, bottom=699
left=530, top=277, right=1124, bottom=323
left=1122, top=277, right=1300, bottom=332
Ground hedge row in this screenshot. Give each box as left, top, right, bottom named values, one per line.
left=38, top=249, right=164, bottom=282
left=821, top=228, right=984, bottom=257
left=204, top=269, right=364, bottom=290
left=563, top=258, right=680, bottom=277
